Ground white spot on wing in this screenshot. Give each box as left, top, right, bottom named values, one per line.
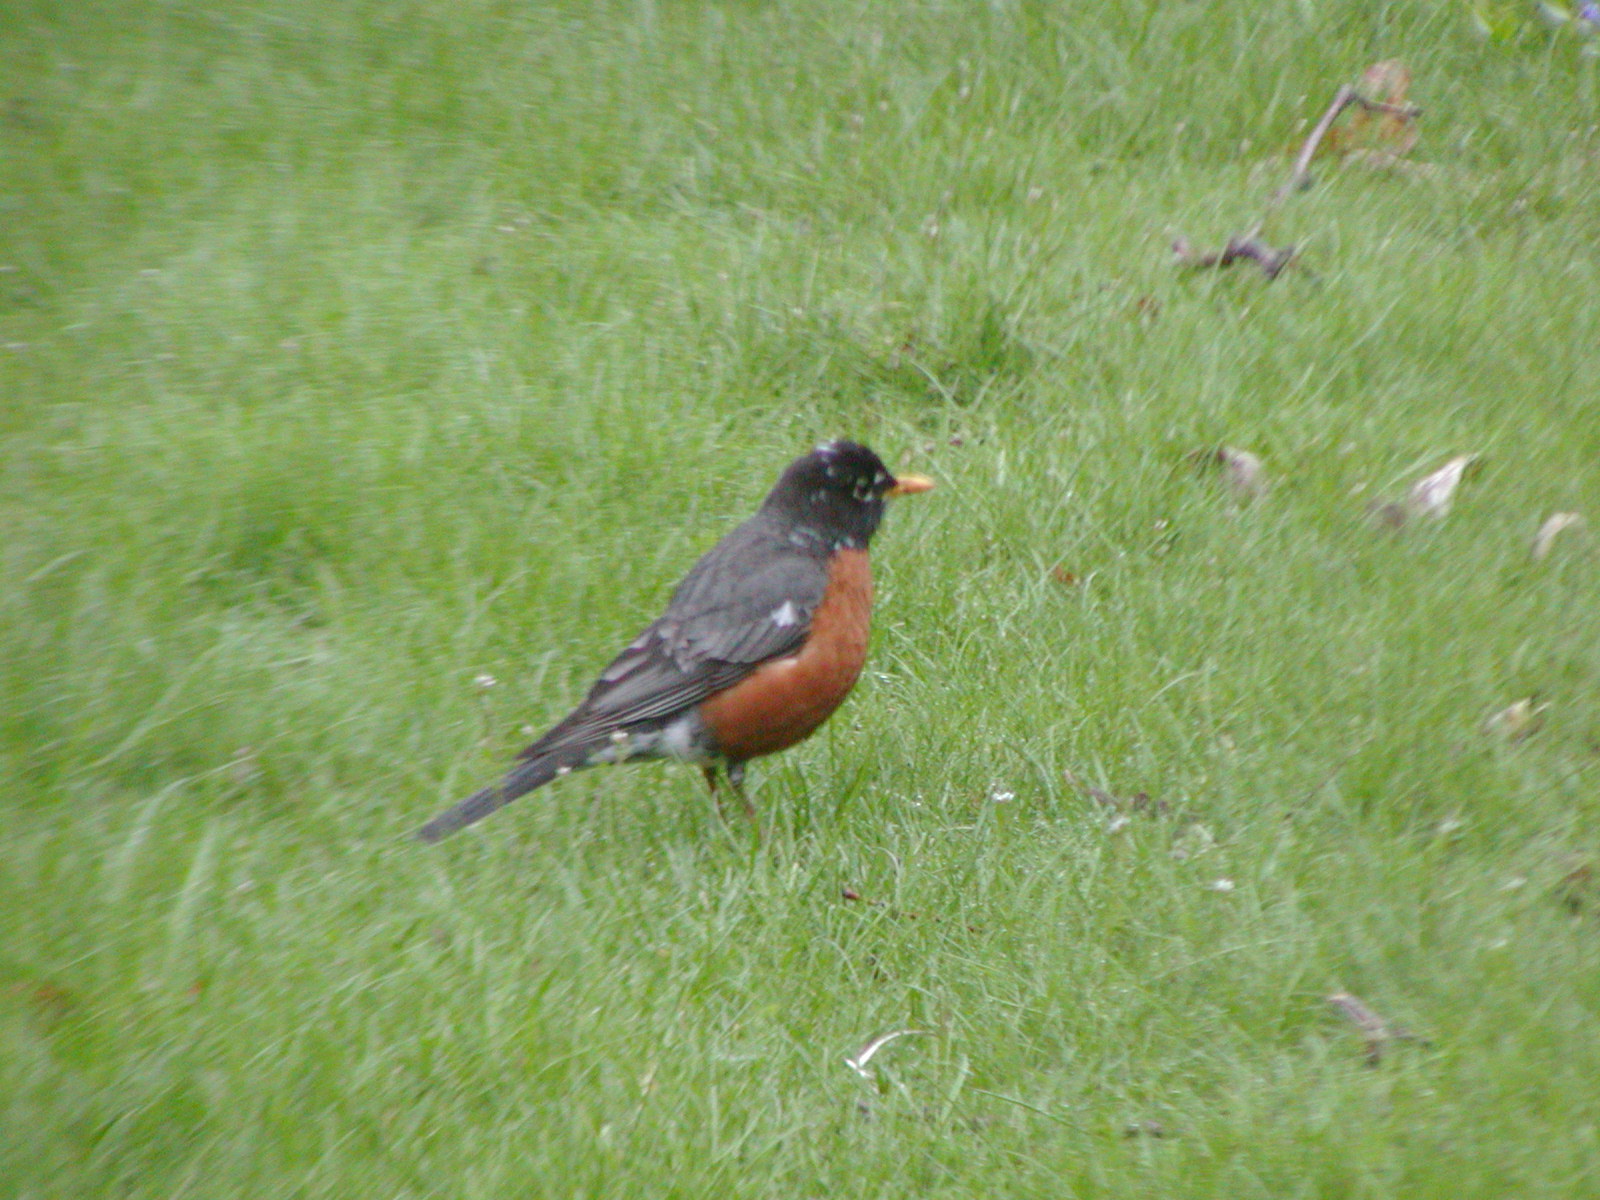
left=771, top=600, right=801, bottom=627
left=659, top=714, right=704, bottom=760
left=604, top=714, right=711, bottom=765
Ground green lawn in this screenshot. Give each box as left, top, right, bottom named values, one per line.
left=4, top=1, right=1600, bottom=1195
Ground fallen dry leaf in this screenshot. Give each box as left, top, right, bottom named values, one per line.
left=1280, top=60, right=1423, bottom=173
left=1190, top=445, right=1268, bottom=501
left=1220, top=446, right=1267, bottom=499
left=1050, top=566, right=1080, bottom=587
left=1532, top=512, right=1584, bottom=560
left=1407, top=454, right=1478, bottom=519
left=1482, top=697, right=1549, bottom=743
left=1359, top=59, right=1411, bottom=104
left=1345, top=60, right=1420, bottom=159
left=1367, top=455, right=1479, bottom=528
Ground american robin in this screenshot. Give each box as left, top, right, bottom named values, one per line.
left=416, top=440, right=933, bottom=841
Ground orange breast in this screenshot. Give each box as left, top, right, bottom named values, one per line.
left=697, top=549, right=873, bottom=762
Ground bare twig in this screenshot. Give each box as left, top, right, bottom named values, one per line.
left=1257, top=86, right=1423, bottom=229
left=1327, top=990, right=1429, bottom=1065
left=1172, top=234, right=1296, bottom=279
left=1173, top=70, right=1422, bottom=279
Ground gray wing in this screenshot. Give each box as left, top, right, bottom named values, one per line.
left=520, top=520, right=828, bottom=757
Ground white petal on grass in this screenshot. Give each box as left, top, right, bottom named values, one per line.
left=1532, top=512, right=1583, bottom=560
left=1406, top=454, right=1478, bottom=519
left=845, top=1029, right=928, bottom=1078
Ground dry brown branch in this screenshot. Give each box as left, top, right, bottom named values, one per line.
left=1173, top=70, right=1422, bottom=280
left=1258, top=86, right=1423, bottom=228
left=1327, top=990, right=1429, bottom=1065
left=1172, top=234, right=1296, bottom=279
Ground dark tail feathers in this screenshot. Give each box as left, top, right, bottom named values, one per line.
left=416, top=755, right=565, bottom=843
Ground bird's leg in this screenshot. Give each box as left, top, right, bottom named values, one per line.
left=726, top=760, right=755, bottom=819
left=703, top=762, right=756, bottom=831
left=700, top=764, right=755, bottom=825
left=702, top=765, right=728, bottom=820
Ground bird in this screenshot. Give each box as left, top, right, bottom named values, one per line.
left=416, top=440, right=933, bottom=842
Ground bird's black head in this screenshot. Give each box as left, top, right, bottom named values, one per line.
left=761, top=440, right=933, bottom=550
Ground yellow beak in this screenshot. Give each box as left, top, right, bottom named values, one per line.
left=886, top=473, right=935, bottom=498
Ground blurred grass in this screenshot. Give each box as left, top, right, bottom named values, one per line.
left=3, top=1, right=1600, bottom=1196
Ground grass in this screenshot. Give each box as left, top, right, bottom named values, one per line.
left=3, top=0, right=1600, bottom=1194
